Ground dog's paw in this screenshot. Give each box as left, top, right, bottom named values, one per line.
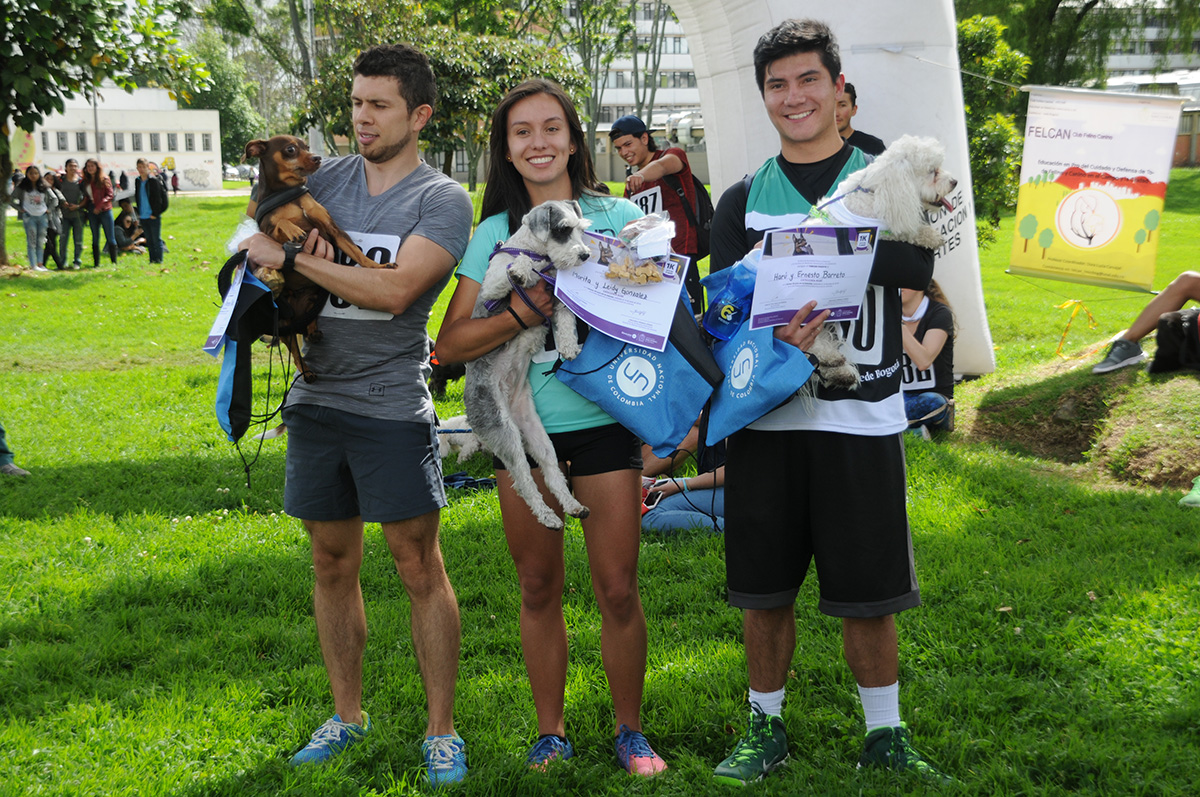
left=819, top=364, right=860, bottom=391
left=558, top=340, right=581, bottom=361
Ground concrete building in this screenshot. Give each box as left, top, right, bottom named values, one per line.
left=19, top=85, right=222, bottom=191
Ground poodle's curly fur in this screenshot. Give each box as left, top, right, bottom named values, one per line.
left=811, top=135, right=958, bottom=391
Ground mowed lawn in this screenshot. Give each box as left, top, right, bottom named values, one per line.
left=1, top=173, right=1199, bottom=796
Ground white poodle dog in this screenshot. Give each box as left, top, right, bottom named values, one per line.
left=808, top=135, right=958, bottom=391
left=464, top=200, right=592, bottom=530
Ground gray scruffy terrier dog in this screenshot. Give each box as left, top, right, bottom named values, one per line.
left=464, top=200, right=592, bottom=530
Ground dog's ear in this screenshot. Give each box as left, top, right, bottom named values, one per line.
left=569, top=199, right=584, bottom=218
left=243, top=140, right=269, bottom=162
left=522, top=203, right=554, bottom=242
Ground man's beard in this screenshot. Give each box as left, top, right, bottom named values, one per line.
left=363, top=132, right=412, bottom=164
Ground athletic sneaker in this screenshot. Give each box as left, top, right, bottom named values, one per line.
left=423, top=733, right=468, bottom=786
left=526, top=734, right=574, bottom=770
left=289, top=712, right=371, bottom=765
left=857, top=723, right=951, bottom=783
left=713, top=705, right=789, bottom=785
left=1180, top=476, right=1200, bottom=508
left=614, top=725, right=667, bottom=775
left=1093, top=338, right=1146, bottom=373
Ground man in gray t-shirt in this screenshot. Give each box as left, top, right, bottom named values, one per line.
left=240, top=44, right=472, bottom=785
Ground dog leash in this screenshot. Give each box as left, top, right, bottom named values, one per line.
left=482, top=243, right=556, bottom=323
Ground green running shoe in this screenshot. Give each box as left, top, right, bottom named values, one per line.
left=713, top=705, right=788, bottom=785
left=857, top=723, right=951, bottom=783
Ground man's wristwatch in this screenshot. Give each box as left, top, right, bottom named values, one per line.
left=281, top=240, right=303, bottom=272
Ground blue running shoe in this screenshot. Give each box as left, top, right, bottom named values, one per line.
left=526, top=734, right=574, bottom=770
left=289, top=712, right=371, bottom=765
left=423, top=733, right=468, bottom=786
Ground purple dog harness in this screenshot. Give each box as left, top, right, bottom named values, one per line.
left=482, top=243, right=558, bottom=324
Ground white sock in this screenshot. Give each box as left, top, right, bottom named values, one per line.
left=748, top=688, right=786, bottom=718
left=858, top=682, right=901, bottom=732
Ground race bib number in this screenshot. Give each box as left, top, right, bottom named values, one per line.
left=321, top=230, right=401, bottom=321
left=900, top=352, right=937, bottom=390
left=629, top=185, right=663, bottom=216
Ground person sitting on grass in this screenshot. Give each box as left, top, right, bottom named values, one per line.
left=1093, top=270, right=1200, bottom=374
left=642, top=465, right=725, bottom=535
left=900, top=279, right=955, bottom=437
left=114, top=199, right=146, bottom=255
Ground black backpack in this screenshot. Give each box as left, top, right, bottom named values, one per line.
left=664, top=171, right=714, bottom=260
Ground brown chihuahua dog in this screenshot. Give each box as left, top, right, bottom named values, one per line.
left=243, top=134, right=396, bottom=382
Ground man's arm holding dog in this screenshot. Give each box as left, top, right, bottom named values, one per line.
left=241, top=229, right=456, bottom=317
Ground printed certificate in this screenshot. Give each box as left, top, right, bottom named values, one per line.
left=748, top=225, right=878, bottom=329
left=553, top=231, right=688, bottom=352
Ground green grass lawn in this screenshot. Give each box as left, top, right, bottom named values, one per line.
left=2, top=174, right=1199, bottom=796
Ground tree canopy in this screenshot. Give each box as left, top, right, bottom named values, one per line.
left=0, top=0, right=211, bottom=264
left=957, top=15, right=1030, bottom=243
left=955, top=1, right=1200, bottom=87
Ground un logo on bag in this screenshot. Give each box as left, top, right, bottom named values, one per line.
left=729, top=340, right=759, bottom=398
left=608, top=352, right=663, bottom=406
left=616, top=355, right=658, bottom=398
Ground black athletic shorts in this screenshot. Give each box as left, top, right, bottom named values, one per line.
left=724, top=428, right=921, bottom=618
left=492, top=422, right=642, bottom=477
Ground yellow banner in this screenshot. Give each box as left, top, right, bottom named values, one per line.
left=1009, top=87, right=1183, bottom=293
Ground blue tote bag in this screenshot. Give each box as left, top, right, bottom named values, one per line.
left=705, top=322, right=817, bottom=446
left=557, top=301, right=723, bottom=457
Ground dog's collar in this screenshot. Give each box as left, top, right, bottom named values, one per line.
left=491, top=243, right=552, bottom=265
left=253, top=185, right=310, bottom=229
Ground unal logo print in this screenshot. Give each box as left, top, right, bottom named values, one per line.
left=613, top=354, right=660, bottom=401
left=729, top=342, right=758, bottom=394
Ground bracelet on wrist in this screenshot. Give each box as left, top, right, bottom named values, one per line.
left=506, top=305, right=529, bottom=330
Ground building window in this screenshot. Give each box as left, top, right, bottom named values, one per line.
left=642, top=3, right=653, bottom=21
left=454, top=149, right=467, bottom=173
left=167, top=132, right=178, bottom=150
left=202, top=133, right=212, bottom=151
left=150, top=133, right=161, bottom=151
left=132, top=132, right=143, bottom=151
left=76, top=132, right=87, bottom=150
left=185, top=133, right=195, bottom=152
left=41, top=131, right=49, bottom=151
left=57, top=132, right=68, bottom=150
left=114, top=132, right=124, bottom=151
left=98, top=132, right=107, bottom=151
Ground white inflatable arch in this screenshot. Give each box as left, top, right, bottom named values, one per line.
left=671, top=0, right=995, bottom=375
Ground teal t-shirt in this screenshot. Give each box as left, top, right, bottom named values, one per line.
left=455, top=194, right=644, bottom=433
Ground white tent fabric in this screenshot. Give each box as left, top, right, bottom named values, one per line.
left=671, top=0, right=995, bottom=375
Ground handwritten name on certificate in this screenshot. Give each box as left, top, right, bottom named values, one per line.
left=553, top=231, right=688, bottom=352
left=748, top=226, right=878, bottom=330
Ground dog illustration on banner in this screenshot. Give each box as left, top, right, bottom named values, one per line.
left=463, top=200, right=593, bottom=530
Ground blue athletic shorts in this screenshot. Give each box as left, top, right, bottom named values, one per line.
left=724, top=428, right=921, bottom=618
left=282, top=403, right=446, bottom=523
